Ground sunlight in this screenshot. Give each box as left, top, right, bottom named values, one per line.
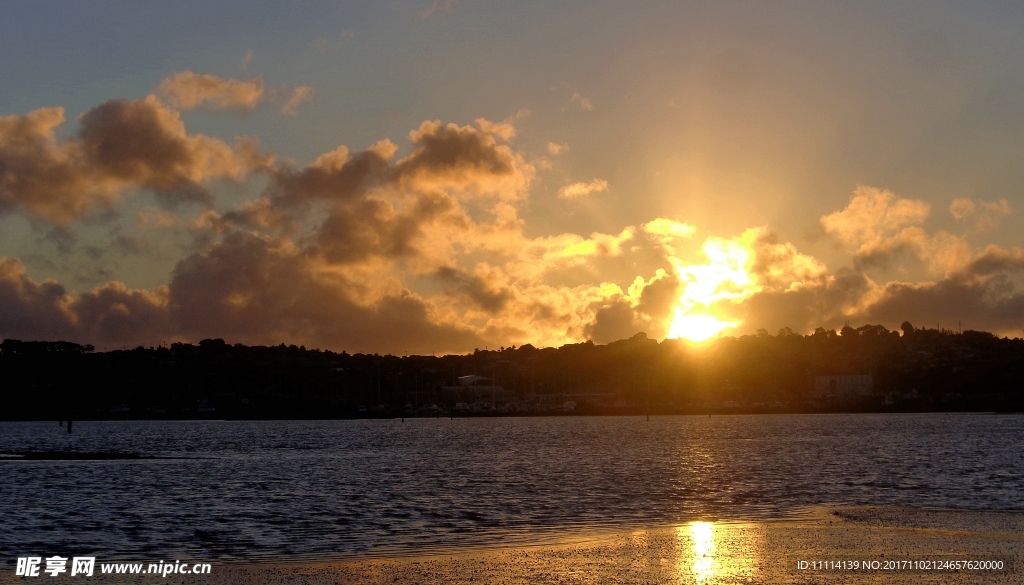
left=676, top=521, right=763, bottom=583
left=689, top=521, right=716, bottom=582
left=667, top=311, right=736, bottom=342
left=661, top=229, right=764, bottom=342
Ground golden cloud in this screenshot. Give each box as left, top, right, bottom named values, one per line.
left=821, top=185, right=931, bottom=260
left=949, top=197, right=1011, bottom=233
left=157, top=71, right=265, bottom=111
left=280, top=86, right=314, bottom=117
left=0, top=97, right=268, bottom=224
left=557, top=178, right=609, bottom=199
left=5, top=80, right=1024, bottom=351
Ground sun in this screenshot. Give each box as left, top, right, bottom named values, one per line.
left=641, top=221, right=774, bottom=343
left=660, top=229, right=760, bottom=342
left=667, top=311, right=736, bottom=343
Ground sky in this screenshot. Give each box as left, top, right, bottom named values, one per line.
left=1, top=1, right=1023, bottom=353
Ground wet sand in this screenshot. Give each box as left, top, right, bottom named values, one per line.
left=8, top=507, right=1022, bottom=584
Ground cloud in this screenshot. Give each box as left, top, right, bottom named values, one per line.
left=311, top=190, right=467, bottom=265
left=394, top=120, right=531, bottom=198
left=72, top=280, right=170, bottom=343
left=0, top=107, right=642, bottom=352
left=557, top=178, right=608, bottom=199
left=221, top=198, right=295, bottom=234
left=7, top=79, right=1024, bottom=353
left=0, top=257, right=78, bottom=341
left=474, top=118, right=516, bottom=140
left=112, top=234, right=151, bottom=256
left=419, top=0, right=455, bottom=19
left=166, top=232, right=483, bottom=351
left=312, top=31, right=356, bottom=52
left=630, top=269, right=680, bottom=324
left=157, top=71, right=314, bottom=117
left=0, top=256, right=170, bottom=345
left=268, top=141, right=396, bottom=208
left=571, top=92, right=595, bottom=111
left=241, top=51, right=254, bottom=71
left=858, top=271, right=1024, bottom=336
left=78, top=96, right=265, bottom=192
left=962, top=244, right=1024, bottom=277
left=517, top=227, right=635, bottom=274
left=157, top=71, right=265, bottom=111
left=949, top=198, right=1011, bottom=233
left=642, top=218, right=696, bottom=259
left=644, top=218, right=696, bottom=239
left=0, top=106, right=675, bottom=349
left=585, top=299, right=642, bottom=344
left=0, top=97, right=269, bottom=225
left=0, top=233, right=485, bottom=353
left=263, top=119, right=533, bottom=274
left=435, top=265, right=512, bottom=312
left=821, top=185, right=931, bottom=262
left=0, top=107, right=120, bottom=225
left=280, top=86, right=314, bottom=117
left=717, top=235, right=1024, bottom=338
left=821, top=185, right=981, bottom=275
left=723, top=268, right=875, bottom=335
left=546, top=142, right=568, bottom=155
left=749, top=230, right=829, bottom=290
left=584, top=268, right=682, bottom=343
left=136, top=207, right=178, bottom=229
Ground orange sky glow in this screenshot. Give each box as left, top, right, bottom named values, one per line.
left=1, top=3, right=1023, bottom=353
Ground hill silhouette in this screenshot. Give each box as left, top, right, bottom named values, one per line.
left=2, top=322, right=1022, bottom=420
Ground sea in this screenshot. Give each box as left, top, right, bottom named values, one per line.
left=1, top=414, right=1021, bottom=561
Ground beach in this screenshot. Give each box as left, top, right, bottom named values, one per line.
left=13, top=507, right=1019, bottom=585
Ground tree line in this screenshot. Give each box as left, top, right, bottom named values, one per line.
left=2, top=321, right=1022, bottom=420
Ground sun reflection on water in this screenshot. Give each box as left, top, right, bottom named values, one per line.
left=688, top=521, right=716, bottom=582
left=676, top=521, right=762, bottom=584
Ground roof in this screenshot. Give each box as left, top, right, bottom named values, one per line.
left=457, top=375, right=492, bottom=386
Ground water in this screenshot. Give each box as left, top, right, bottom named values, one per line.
left=1, top=414, right=1022, bottom=561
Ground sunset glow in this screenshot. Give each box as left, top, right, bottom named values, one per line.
left=3, top=6, right=1023, bottom=585
left=1, top=3, right=1022, bottom=353
left=655, top=226, right=762, bottom=342
left=667, top=312, right=736, bottom=343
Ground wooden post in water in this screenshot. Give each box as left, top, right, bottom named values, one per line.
left=67, top=420, right=73, bottom=433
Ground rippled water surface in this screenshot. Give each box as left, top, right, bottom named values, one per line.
left=1, top=414, right=1022, bottom=560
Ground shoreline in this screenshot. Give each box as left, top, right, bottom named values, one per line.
left=3, top=411, right=1022, bottom=423
left=6, top=507, right=1021, bottom=584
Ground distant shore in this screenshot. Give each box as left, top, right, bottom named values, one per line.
left=5, top=409, right=1022, bottom=423
left=8, top=506, right=1019, bottom=585
left=5, top=329, right=1023, bottom=422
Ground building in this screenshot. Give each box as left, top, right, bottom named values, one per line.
left=441, top=376, right=513, bottom=405
left=814, top=374, right=872, bottom=398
